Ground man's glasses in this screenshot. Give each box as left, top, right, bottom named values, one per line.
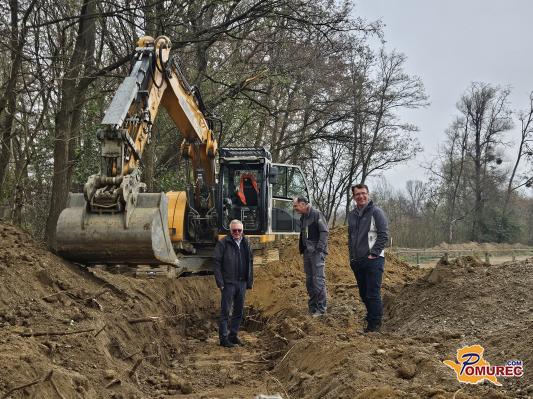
left=354, top=192, right=368, bottom=197
left=231, top=229, right=243, bottom=233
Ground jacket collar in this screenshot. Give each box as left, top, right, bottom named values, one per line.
left=224, top=234, right=247, bottom=247
left=300, top=206, right=315, bottom=220
left=353, top=200, right=374, bottom=215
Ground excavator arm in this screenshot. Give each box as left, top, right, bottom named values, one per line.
left=55, top=36, right=217, bottom=265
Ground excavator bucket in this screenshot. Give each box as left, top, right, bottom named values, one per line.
left=55, top=193, right=179, bottom=266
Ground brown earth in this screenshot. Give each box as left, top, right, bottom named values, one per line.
left=427, top=242, right=528, bottom=251
left=0, top=223, right=531, bottom=398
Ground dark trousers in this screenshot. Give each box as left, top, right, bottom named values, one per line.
left=219, top=281, right=247, bottom=341
left=303, top=249, right=327, bottom=313
left=351, top=257, right=384, bottom=326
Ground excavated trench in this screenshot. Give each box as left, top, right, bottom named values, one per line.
left=0, top=221, right=531, bottom=398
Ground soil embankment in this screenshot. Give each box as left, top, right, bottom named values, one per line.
left=0, top=223, right=531, bottom=398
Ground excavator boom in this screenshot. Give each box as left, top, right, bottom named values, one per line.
left=55, top=36, right=217, bottom=266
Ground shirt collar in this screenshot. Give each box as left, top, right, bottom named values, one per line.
left=356, top=201, right=370, bottom=215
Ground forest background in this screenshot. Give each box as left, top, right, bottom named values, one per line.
left=0, top=0, right=532, bottom=248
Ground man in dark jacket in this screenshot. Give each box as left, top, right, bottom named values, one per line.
left=293, top=196, right=329, bottom=316
left=213, top=219, right=253, bottom=348
left=348, top=184, right=388, bottom=332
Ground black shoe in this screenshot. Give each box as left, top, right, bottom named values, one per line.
left=364, top=322, right=382, bottom=333
left=228, top=336, right=244, bottom=346
left=220, top=339, right=235, bottom=348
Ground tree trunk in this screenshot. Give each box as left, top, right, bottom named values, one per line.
left=344, top=114, right=360, bottom=223
left=0, top=0, right=36, bottom=195
left=141, top=0, right=164, bottom=192
left=0, top=108, right=16, bottom=196
left=471, top=126, right=482, bottom=241
left=499, top=97, right=532, bottom=241
left=45, top=0, right=97, bottom=248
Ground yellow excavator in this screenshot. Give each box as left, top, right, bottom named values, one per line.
left=55, top=36, right=309, bottom=274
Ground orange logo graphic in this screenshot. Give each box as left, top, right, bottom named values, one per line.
left=443, top=344, right=523, bottom=386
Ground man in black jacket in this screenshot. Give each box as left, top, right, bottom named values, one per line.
left=348, top=184, right=388, bottom=332
left=293, top=196, right=329, bottom=316
left=213, top=219, right=253, bottom=348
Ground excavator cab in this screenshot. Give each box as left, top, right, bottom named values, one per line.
left=218, top=148, right=269, bottom=234
left=217, top=148, right=309, bottom=236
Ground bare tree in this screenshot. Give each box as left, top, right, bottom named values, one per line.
left=498, top=91, right=533, bottom=240
left=430, top=117, right=470, bottom=242
left=405, top=180, right=426, bottom=218
left=358, top=50, right=427, bottom=182
left=341, top=49, right=426, bottom=223
left=457, top=82, right=512, bottom=241
left=45, top=0, right=98, bottom=247
left=308, top=139, right=351, bottom=225
left=0, top=0, right=38, bottom=194
left=0, top=0, right=430, bottom=243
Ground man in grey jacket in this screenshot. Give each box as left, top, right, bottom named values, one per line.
left=293, top=196, right=329, bottom=316
left=348, top=184, right=388, bottom=332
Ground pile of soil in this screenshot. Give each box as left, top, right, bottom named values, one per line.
left=249, top=227, right=423, bottom=322
left=0, top=223, right=221, bottom=398
left=386, top=256, right=533, bottom=382
left=428, top=242, right=528, bottom=251
left=0, top=222, right=531, bottom=398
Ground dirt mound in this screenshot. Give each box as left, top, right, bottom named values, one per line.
left=429, top=241, right=528, bottom=251
left=0, top=222, right=529, bottom=398
left=250, top=227, right=423, bottom=319
left=0, top=222, right=222, bottom=398
left=248, top=241, right=520, bottom=398
left=386, top=255, right=533, bottom=382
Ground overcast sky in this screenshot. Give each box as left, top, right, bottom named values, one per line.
left=355, top=0, right=533, bottom=191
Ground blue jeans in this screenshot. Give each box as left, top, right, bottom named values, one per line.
left=351, top=257, right=384, bottom=326
left=219, top=281, right=247, bottom=341
left=303, top=249, right=327, bottom=313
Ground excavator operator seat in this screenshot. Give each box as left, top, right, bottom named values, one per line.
left=237, top=173, right=259, bottom=206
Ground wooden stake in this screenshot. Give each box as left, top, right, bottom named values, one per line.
left=105, top=379, right=121, bottom=389
left=94, top=324, right=107, bottom=337
left=128, top=358, right=143, bottom=378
